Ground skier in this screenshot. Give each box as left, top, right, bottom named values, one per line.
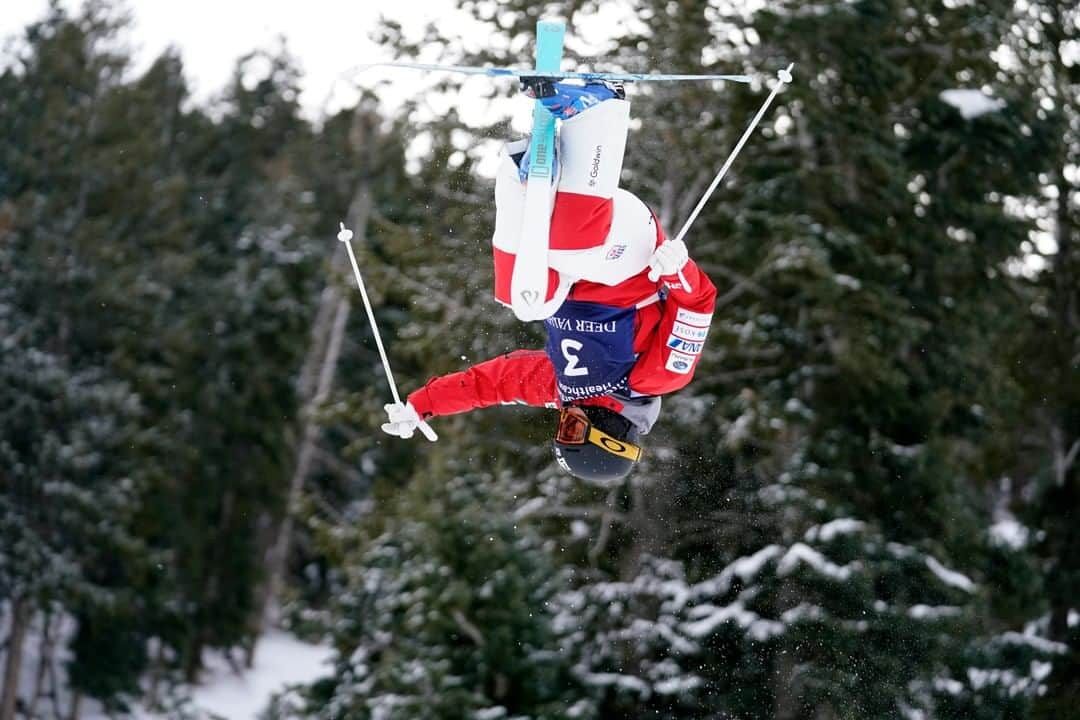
left=382, top=80, right=717, bottom=481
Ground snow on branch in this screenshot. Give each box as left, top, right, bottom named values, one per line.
left=803, top=518, right=866, bottom=543
left=776, top=543, right=858, bottom=581
left=654, top=675, right=704, bottom=695
left=580, top=671, right=652, bottom=698
left=907, top=604, right=963, bottom=620
left=681, top=601, right=785, bottom=641
left=995, top=631, right=1069, bottom=655
left=966, top=662, right=1053, bottom=697
left=924, top=556, right=976, bottom=593
left=692, top=545, right=784, bottom=598
left=939, top=89, right=1006, bottom=120
left=988, top=519, right=1031, bottom=550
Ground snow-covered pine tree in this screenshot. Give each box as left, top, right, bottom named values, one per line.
left=2, top=2, right=332, bottom=709
left=993, top=1, right=1080, bottom=716
left=684, top=0, right=1056, bottom=715
left=269, top=474, right=592, bottom=720
left=171, top=47, right=325, bottom=678
left=0, top=5, right=159, bottom=714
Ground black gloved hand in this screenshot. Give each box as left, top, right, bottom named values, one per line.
left=519, top=76, right=557, bottom=98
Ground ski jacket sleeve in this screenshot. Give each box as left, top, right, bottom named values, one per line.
left=628, top=258, right=717, bottom=397
left=406, top=350, right=559, bottom=420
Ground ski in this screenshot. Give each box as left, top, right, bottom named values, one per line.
left=511, top=19, right=565, bottom=321
left=355, top=61, right=752, bottom=84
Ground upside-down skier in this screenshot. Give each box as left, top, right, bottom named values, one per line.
left=381, top=79, right=717, bottom=482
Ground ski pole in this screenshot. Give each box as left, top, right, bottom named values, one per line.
left=337, top=222, right=438, bottom=442
left=671, top=64, right=794, bottom=249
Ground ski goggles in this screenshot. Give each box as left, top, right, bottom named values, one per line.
left=555, top=406, right=643, bottom=462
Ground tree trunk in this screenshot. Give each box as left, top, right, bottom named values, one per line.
left=145, top=639, right=165, bottom=711
left=67, top=690, right=81, bottom=720
left=0, top=595, right=31, bottom=720
left=256, top=111, right=380, bottom=643
left=183, top=624, right=206, bottom=685
left=254, top=261, right=353, bottom=655
left=29, top=611, right=55, bottom=717
left=772, top=581, right=804, bottom=720
left=260, top=276, right=351, bottom=632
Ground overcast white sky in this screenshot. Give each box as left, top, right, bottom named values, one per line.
left=1, top=0, right=642, bottom=174
left=1, top=1, right=636, bottom=118
left=1, top=0, right=492, bottom=114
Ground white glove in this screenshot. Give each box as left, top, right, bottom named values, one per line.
left=647, top=239, right=690, bottom=282
left=381, top=402, right=438, bottom=442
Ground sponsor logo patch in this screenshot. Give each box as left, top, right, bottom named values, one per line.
left=605, top=244, right=626, bottom=261
left=667, top=337, right=704, bottom=354
left=671, top=321, right=710, bottom=341
left=665, top=350, right=696, bottom=375
left=588, top=144, right=602, bottom=187
left=676, top=308, right=713, bottom=327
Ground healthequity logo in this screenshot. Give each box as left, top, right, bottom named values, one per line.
left=559, top=378, right=626, bottom=399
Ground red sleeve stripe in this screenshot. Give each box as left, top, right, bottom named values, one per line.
left=493, top=246, right=561, bottom=305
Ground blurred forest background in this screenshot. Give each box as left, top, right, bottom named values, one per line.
left=1, top=0, right=1078, bottom=718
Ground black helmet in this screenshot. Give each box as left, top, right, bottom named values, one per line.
left=552, top=404, right=643, bottom=482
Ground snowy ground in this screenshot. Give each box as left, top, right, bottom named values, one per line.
left=1, top=605, right=333, bottom=720
left=134, top=631, right=334, bottom=720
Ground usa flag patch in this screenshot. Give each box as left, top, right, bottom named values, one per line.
left=605, top=244, right=627, bottom=261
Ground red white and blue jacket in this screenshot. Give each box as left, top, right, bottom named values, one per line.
left=407, top=202, right=717, bottom=429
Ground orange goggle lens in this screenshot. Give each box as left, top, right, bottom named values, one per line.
left=555, top=407, right=590, bottom=444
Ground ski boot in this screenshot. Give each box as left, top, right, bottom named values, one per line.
left=516, top=79, right=625, bottom=181
left=520, top=77, right=625, bottom=120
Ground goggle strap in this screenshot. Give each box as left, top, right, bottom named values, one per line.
left=586, top=426, right=642, bottom=462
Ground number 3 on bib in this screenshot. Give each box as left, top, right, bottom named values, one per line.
left=561, top=339, right=589, bottom=377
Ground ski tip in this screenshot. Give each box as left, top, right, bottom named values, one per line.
left=537, top=17, right=566, bottom=30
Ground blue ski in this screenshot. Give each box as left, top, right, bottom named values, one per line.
left=356, top=61, right=752, bottom=84
left=512, top=19, right=565, bottom=321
